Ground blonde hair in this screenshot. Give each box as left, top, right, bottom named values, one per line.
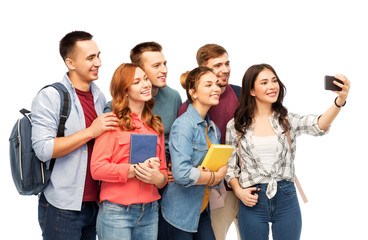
left=180, top=71, right=190, bottom=89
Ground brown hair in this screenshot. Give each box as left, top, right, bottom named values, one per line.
left=130, top=42, right=162, bottom=68
left=59, top=31, right=93, bottom=61
left=234, top=64, right=289, bottom=136
left=180, top=71, right=190, bottom=89
left=110, top=63, right=163, bottom=135
left=184, top=67, right=214, bottom=104
left=196, top=44, right=228, bottom=66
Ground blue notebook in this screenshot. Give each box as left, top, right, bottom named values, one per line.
left=129, top=134, right=158, bottom=164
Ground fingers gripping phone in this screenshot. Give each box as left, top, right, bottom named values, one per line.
left=325, top=75, right=343, bottom=91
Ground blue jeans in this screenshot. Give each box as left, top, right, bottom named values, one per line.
left=38, top=193, right=98, bottom=240
left=158, top=184, right=169, bottom=240
left=165, top=208, right=215, bottom=240
left=97, top=200, right=159, bottom=240
left=238, top=180, right=302, bottom=240
left=158, top=205, right=171, bottom=240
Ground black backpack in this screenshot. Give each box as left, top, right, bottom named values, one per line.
left=9, top=82, right=71, bottom=195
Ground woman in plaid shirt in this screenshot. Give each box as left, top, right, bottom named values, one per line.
left=225, top=64, right=350, bottom=240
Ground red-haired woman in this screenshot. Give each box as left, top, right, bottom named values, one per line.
left=91, top=63, right=168, bottom=240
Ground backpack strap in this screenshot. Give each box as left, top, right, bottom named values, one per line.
left=40, top=82, right=71, bottom=171
left=285, top=130, right=308, bottom=203
left=20, top=108, right=31, bottom=122
left=237, top=132, right=242, bottom=167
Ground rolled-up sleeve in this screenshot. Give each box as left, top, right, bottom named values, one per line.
left=169, top=119, right=200, bottom=187
left=225, top=119, right=241, bottom=186
left=31, top=88, right=60, bottom=162
left=90, top=130, right=131, bottom=183
left=288, top=113, right=329, bottom=137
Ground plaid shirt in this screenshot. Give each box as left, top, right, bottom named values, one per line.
left=225, top=112, right=328, bottom=198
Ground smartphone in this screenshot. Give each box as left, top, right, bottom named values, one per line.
left=324, top=75, right=343, bottom=91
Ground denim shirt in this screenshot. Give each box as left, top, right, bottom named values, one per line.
left=31, top=73, right=106, bottom=211
left=161, top=104, right=221, bottom=233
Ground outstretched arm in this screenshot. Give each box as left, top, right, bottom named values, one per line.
left=318, top=74, right=350, bottom=131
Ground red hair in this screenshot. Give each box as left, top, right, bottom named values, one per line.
left=110, top=63, right=163, bottom=135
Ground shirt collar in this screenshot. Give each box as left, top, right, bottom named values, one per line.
left=62, top=72, right=101, bottom=97
left=62, top=73, right=74, bottom=91
left=247, top=111, right=283, bottom=136
left=131, top=112, right=140, bottom=120
left=187, top=104, right=211, bottom=126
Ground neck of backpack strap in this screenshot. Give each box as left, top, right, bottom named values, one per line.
left=285, top=130, right=308, bottom=203
left=237, top=132, right=242, bottom=167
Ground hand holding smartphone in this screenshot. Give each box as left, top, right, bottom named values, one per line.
left=325, top=75, right=343, bottom=91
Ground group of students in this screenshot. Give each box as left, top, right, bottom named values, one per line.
left=31, top=30, right=350, bottom=240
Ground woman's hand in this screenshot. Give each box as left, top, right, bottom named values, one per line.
left=229, top=178, right=260, bottom=207
left=318, top=74, right=351, bottom=131
left=167, top=162, right=175, bottom=183
left=141, top=157, right=161, bottom=169
left=333, top=74, right=350, bottom=105
left=196, top=165, right=228, bottom=186
left=134, top=158, right=166, bottom=188
left=235, top=187, right=260, bottom=207
left=211, top=165, right=228, bottom=186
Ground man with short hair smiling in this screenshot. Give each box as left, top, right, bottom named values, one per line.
left=32, top=31, right=119, bottom=240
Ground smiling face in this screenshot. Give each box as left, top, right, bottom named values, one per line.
left=140, top=51, right=167, bottom=88
left=191, top=71, right=221, bottom=108
left=250, top=68, right=280, bottom=105
left=205, top=53, right=230, bottom=87
left=126, top=67, right=152, bottom=105
left=66, top=40, right=101, bottom=84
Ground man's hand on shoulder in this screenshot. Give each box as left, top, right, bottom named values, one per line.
left=88, top=112, right=119, bottom=138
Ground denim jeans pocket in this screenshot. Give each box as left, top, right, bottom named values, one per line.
left=279, top=181, right=296, bottom=195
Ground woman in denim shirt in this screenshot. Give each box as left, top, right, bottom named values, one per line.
left=160, top=67, right=228, bottom=239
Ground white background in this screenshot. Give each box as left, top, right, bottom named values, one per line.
left=1, top=0, right=367, bottom=239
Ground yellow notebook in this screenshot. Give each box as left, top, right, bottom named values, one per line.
left=200, top=144, right=235, bottom=172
